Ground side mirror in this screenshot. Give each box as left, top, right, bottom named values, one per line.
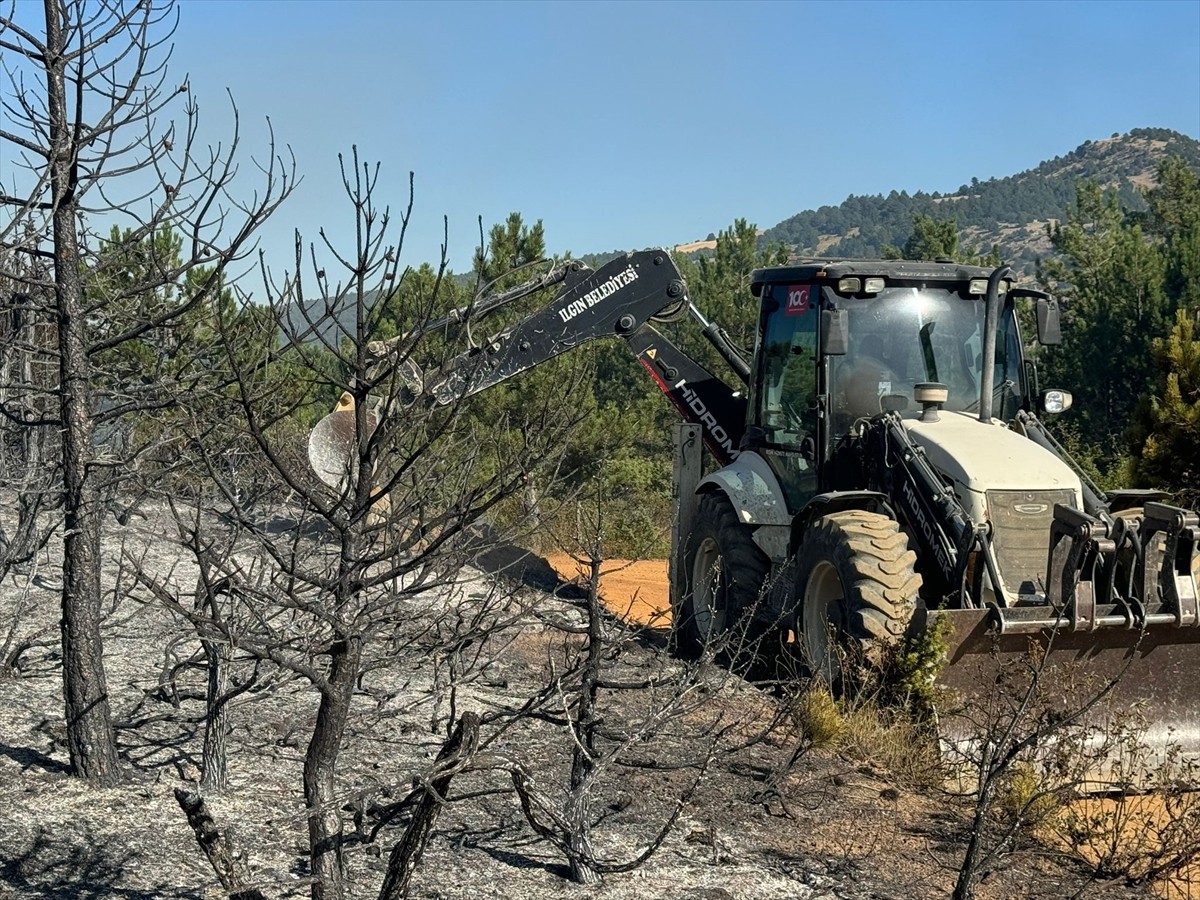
left=1011, top=288, right=1061, bottom=346
left=799, top=435, right=817, bottom=465
left=1036, top=296, right=1062, bottom=345
left=821, top=309, right=848, bottom=356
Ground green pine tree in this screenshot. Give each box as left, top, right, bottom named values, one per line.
left=883, top=213, right=1002, bottom=266
left=1131, top=310, right=1200, bottom=507
left=673, top=218, right=788, bottom=381
left=1146, top=156, right=1200, bottom=314
left=1040, top=180, right=1170, bottom=463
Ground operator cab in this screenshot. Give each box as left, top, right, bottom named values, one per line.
left=747, top=260, right=1025, bottom=510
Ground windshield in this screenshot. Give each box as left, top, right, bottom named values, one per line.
left=830, top=286, right=1021, bottom=427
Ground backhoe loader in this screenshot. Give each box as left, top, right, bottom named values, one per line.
left=309, top=250, right=1199, bottom=785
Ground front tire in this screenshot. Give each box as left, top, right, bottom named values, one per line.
left=673, top=493, right=770, bottom=660
left=795, top=510, right=920, bottom=687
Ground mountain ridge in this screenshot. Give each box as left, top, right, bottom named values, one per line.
left=753, top=127, right=1200, bottom=271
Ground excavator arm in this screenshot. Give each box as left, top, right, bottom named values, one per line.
left=309, top=249, right=750, bottom=488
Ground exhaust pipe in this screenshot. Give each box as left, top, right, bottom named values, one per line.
left=978, top=265, right=1010, bottom=424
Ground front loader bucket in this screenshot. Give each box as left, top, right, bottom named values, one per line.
left=930, top=608, right=1200, bottom=791
left=928, top=501, right=1200, bottom=792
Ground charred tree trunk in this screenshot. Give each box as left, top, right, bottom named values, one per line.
left=378, top=712, right=479, bottom=900
left=564, top=555, right=605, bottom=885
left=304, top=636, right=362, bottom=900
left=200, top=633, right=232, bottom=791
left=564, top=794, right=599, bottom=885
left=953, top=748, right=1000, bottom=900
left=198, top=576, right=232, bottom=791
left=175, top=788, right=267, bottom=900
left=44, top=0, right=119, bottom=786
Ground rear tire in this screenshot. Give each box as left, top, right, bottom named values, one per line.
left=673, top=493, right=770, bottom=660
left=795, top=510, right=920, bottom=687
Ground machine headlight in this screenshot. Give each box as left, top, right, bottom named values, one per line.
left=968, top=278, right=1011, bottom=295
left=837, top=277, right=861, bottom=294
left=1042, top=389, right=1073, bottom=414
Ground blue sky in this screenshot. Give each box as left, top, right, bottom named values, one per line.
left=40, top=1, right=1200, bottom=277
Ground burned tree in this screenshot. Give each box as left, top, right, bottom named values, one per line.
left=494, top=476, right=726, bottom=885
left=120, top=151, right=591, bottom=900
left=0, top=0, right=291, bottom=784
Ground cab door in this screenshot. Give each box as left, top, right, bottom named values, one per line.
left=750, top=283, right=820, bottom=513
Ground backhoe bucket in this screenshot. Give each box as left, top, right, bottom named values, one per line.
left=929, top=501, right=1200, bottom=791
left=307, top=392, right=379, bottom=491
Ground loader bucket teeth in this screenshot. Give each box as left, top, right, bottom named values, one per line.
left=1101, top=513, right=1141, bottom=626
left=1139, top=502, right=1199, bottom=627
left=1045, top=504, right=1114, bottom=632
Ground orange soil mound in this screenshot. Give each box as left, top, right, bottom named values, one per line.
left=543, top=554, right=671, bottom=627
left=1053, top=794, right=1198, bottom=899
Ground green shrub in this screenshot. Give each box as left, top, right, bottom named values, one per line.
left=881, top=610, right=953, bottom=724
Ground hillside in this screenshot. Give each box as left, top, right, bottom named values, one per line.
left=760, top=127, right=1200, bottom=270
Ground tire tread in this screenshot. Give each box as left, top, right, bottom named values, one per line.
left=797, top=510, right=921, bottom=671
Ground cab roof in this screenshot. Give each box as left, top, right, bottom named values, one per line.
left=749, top=258, right=1001, bottom=297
